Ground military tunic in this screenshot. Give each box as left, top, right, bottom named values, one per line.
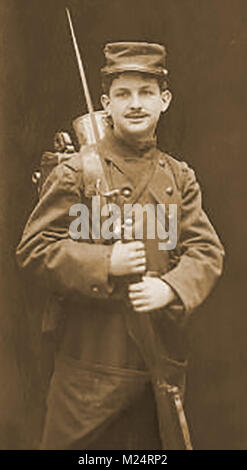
left=16, top=128, right=224, bottom=449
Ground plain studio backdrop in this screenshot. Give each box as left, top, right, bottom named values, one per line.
left=0, top=0, right=246, bottom=449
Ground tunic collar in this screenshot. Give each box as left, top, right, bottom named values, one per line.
left=99, top=127, right=158, bottom=165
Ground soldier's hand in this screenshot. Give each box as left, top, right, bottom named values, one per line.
left=128, top=276, right=176, bottom=312
left=109, top=240, right=146, bottom=276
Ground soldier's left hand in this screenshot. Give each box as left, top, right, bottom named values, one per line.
left=128, top=276, right=176, bottom=312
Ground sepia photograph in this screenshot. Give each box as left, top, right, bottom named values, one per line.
left=0, top=0, right=246, bottom=454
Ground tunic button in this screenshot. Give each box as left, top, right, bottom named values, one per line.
left=113, top=224, right=121, bottom=237
left=91, top=285, right=99, bottom=294
left=125, top=217, right=133, bottom=226
left=121, top=186, right=132, bottom=198
left=159, top=159, right=165, bottom=167
left=166, top=186, right=173, bottom=196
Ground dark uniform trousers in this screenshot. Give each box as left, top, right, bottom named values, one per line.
left=16, top=129, right=224, bottom=449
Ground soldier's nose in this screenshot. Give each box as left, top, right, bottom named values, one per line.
left=129, top=93, right=142, bottom=110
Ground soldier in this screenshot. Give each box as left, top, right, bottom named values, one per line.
left=16, top=42, right=224, bottom=450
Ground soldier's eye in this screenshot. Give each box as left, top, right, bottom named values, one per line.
left=141, top=89, right=154, bottom=96
left=115, top=91, right=128, bottom=97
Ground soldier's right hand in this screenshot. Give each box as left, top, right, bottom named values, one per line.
left=109, top=240, right=146, bottom=277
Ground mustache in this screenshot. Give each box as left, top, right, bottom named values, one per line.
left=125, top=112, right=149, bottom=118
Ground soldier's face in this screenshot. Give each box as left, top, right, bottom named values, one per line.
left=101, top=72, right=172, bottom=139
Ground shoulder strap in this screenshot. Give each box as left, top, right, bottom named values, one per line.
left=79, top=144, right=109, bottom=200
left=164, top=153, right=189, bottom=193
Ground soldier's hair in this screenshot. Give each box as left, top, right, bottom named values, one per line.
left=101, top=72, right=168, bottom=95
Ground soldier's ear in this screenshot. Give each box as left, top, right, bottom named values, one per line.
left=101, top=94, right=111, bottom=115
left=161, top=89, right=172, bottom=113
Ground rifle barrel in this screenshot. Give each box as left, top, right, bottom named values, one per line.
left=65, top=8, right=100, bottom=143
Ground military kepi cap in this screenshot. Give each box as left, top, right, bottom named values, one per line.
left=101, top=42, right=168, bottom=77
